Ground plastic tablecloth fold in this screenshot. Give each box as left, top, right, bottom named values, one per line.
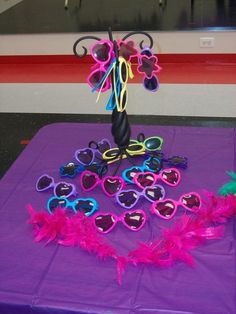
left=0, top=123, right=235, bottom=314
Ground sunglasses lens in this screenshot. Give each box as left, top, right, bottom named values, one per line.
left=120, top=62, right=127, bottom=83
left=154, top=201, right=176, bottom=219
left=55, top=183, right=73, bottom=198
left=82, top=173, right=97, bottom=190
left=103, top=148, right=119, bottom=158
left=124, top=167, right=142, bottom=182
left=61, top=163, right=78, bottom=176
left=76, top=149, right=94, bottom=165
left=117, top=190, right=138, bottom=208
left=103, top=177, right=123, bottom=196
left=89, top=70, right=106, bottom=87
left=145, top=185, right=165, bottom=202
left=92, top=43, right=111, bottom=62
left=145, top=157, right=162, bottom=171
left=120, top=90, right=127, bottom=111
left=136, top=173, right=155, bottom=188
left=144, top=76, right=159, bottom=91
left=168, top=156, right=187, bottom=168
left=124, top=211, right=145, bottom=230
left=161, top=169, right=180, bottom=185
left=128, top=144, right=143, bottom=152
left=141, top=48, right=153, bottom=57
left=94, top=214, right=115, bottom=233
left=181, top=193, right=201, bottom=211
left=145, top=137, right=162, bottom=150
left=37, top=175, right=53, bottom=191
left=97, top=139, right=111, bottom=154
left=48, top=198, right=67, bottom=213
left=74, top=199, right=95, bottom=215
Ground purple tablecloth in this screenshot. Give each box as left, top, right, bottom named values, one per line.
left=0, top=123, right=235, bottom=314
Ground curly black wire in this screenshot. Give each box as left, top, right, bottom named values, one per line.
left=73, top=35, right=101, bottom=57
left=121, top=31, right=154, bottom=50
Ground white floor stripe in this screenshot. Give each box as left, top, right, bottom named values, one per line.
left=0, top=83, right=236, bottom=117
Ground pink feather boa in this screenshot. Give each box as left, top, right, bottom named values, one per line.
left=27, top=193, right=236, bottom=284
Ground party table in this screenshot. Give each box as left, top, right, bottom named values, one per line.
left=0, top=122, right=235, bottom=314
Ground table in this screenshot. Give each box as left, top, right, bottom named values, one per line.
left=0, top=122, right=235, bottom=314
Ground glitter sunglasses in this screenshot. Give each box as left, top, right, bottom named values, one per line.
left=130, top=133, right=163, bottom=152
left=36, top=174, right=76, bottom=198
left=47, top=196, right=98, bottom=216
left=93, top=209, right=147, bottom=233
left=150, top=192, right=202, bottom=220
left=74, top=138, right=111, bottom=165
left=80, top=170, right=125, bottom=197
left=122, top=156, right=162, bottom=184
left=60, top=161, right=107, bottom=178
left=133, top=168, right=181, bottom=188
left=116, top=184, right=165, bottom=209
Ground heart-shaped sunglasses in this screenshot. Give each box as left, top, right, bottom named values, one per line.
left=150, top=192, right=202, bottom=220
left=74, top=138, right=111, bottom=165
left=133, top=168, right=181, bottom=188
left=36, top=174, right=76, bottom=198
left=116, top=184, right=165, bottom=209
left=122, top=156, right=162, bottom=183
left=80, top=170, right=125, bottom=197
left=47, top=196, right=98, bottom=216
left=93, top=210, right=147, bottom=233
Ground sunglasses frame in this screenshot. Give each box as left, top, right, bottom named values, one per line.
left=150, top=192, right=202, bottom=220
left=47, top=196, right=98, bottom=216
left=90, top=39, right=114, bottom=65
left=93, top=209, right=147, bottom=234
left=102, top=143, right=145, bottom=161
left=122, top=156, right=162, bottom=183
left=36, top=174, right=77, bottom=198
left=80, top=170, right=125, bottom=197
left=116, top=184, right=165, bottom=209
left=133, top=168, right=181, bottom=188
left=130, top=135, right=163, bottom=152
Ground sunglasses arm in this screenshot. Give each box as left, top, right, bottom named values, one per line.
left=73, top=36, right=102, bottom=58
left=121, top=31, right=153, bottom=50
